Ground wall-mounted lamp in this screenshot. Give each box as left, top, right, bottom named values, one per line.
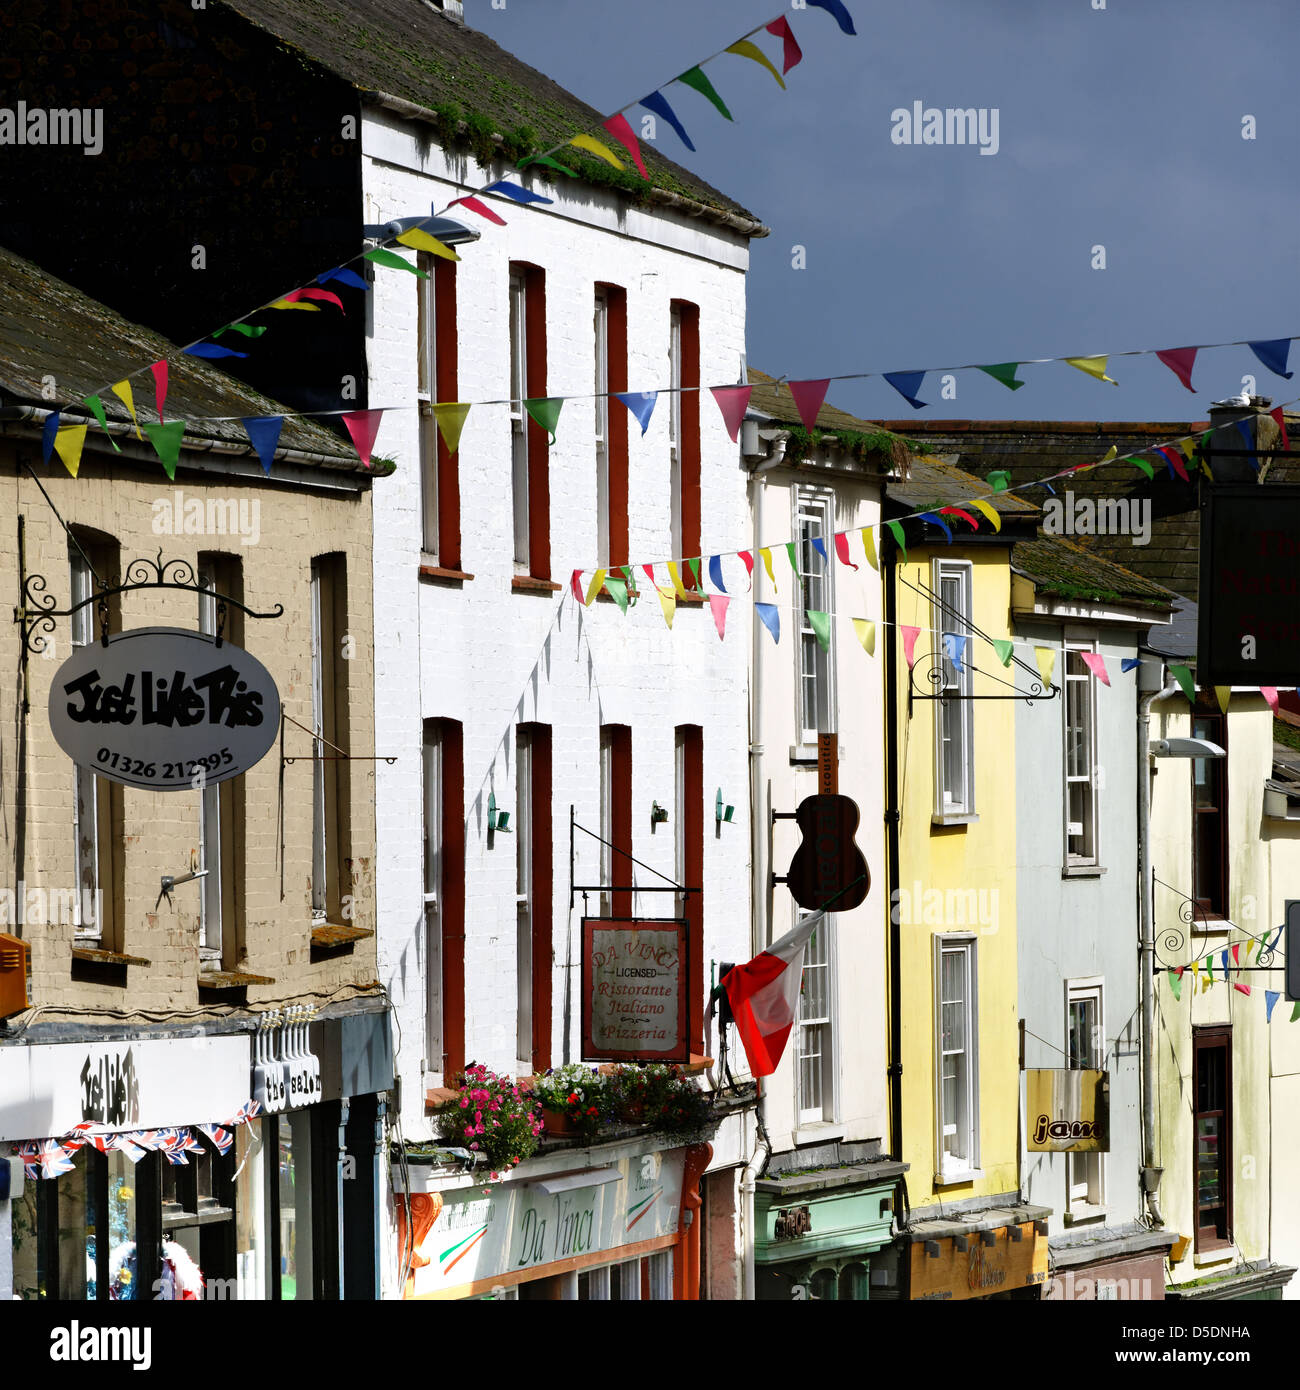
left=715, top=789, right=734, bottom=825
left=487, top=792, right=511, bottom=834
left=651, top=801, right=669, bottom=826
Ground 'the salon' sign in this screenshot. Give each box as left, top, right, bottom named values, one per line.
left=48, top=627, right=280, bottom=791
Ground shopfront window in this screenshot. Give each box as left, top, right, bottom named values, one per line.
left=235, top=1119, right=268, bottom=1299
left=279, top=1110, right=314, bottom=1300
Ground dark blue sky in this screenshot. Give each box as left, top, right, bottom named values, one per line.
left=474, top=0, right=1298, bottom=423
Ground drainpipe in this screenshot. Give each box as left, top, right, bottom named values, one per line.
left=739, top=1080, right=769, bottom=1301
left=883, top=532, right=904, bottom=1164
left=1138, top=669, right=1178, bottom=1225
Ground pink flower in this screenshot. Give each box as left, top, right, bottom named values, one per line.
left=459, top=1097, right=469, bottom=1108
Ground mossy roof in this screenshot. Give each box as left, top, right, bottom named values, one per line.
left=1012, top=535, right=1178, bottom=610
left=748, top=368, right=905, bottom=438
left=0, top=244, right=355, bottom=465
left=217, top=0, right=762, bottom=226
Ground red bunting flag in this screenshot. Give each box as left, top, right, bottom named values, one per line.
left=709, top=593, right=730, bottom=640
left=1155, top=347, right=1198, bottom=393
left=1234, top=983, right=1251, bottom=996
left=1271, top=407, right=1290, bottom=451
left=902, top=626, right=921, bottom=669
left=711, top=384, right=753, bottom=443
left=1157, top=445, right=1189, bottom=481
left=765, top=16, right=804, bottom=72
left=342, top=409, right=384, bottom=467
left=451, top=195, right=507, bottom=225
left=1080, top=651, right=1111, bottom=686
left=602, top=114, right=649, bottom=179
left=1261, top=686, right=1280, bottom=712
left=939, top=506, right=978, bottom=529
left=788, top=378, right=830, bottom=432
left=570, top=570, right=584, bottom=604
left=737, top=550, right=755, bottom=589
left=284, top=287, right=346, bottom=312
left=149, top=360, right=168, bottom=422
left=833, top=532, right=858, bottom=570
left=642, top=563, right=656, bottom=588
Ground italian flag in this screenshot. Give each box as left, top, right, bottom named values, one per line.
left=722, top=913, right=823, bottom=1077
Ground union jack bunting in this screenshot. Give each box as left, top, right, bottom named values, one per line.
left=224, top=1099, right=262, bottom=1126
left=38, top=1140, right=76, bottom=1180
left=17, top=1141, right=40, bottom=1181
left=198, top=1123, right=234, bottom=1156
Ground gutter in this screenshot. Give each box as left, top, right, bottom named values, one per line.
left=883, top=527, right=904, bottom=1171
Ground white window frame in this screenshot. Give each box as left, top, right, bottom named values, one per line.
left=794, top=488, right=836, bottom=749
left=509, top=272, right=529, bottom=570
left=309, top=559, right=327, bottom=921
left=197, top=569, right=223, bottom=962
left=1066, top=977, right=1106, bottom=1214
left=646, top=1251, right=672, bottom=1300
left=515, top=732, right=533, bottom=1075
left=423, top=723, right=444, bottom=1083
left=931, top=559, right=975, bottom=820
left=594, top=288, right=610, bottom=567
left=417, top=251, right=440, bottom=558
left=934, top=934, right=980, bottom=1182
left=796, top=910, right=836, bottom=1125
left=668, top=304, right=682, bottom=559
left=1063, top=634, right=1100, bottom=868
left=69, top=546, right=101, bottom=942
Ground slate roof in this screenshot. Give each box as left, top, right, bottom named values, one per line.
left=1011, top=535, right=1177, bottom=611
left=884, top=451, right=1040, bottom=521
left=217, top=0, right=763, bottom=230
left=0, top=244, right=356, bottom=466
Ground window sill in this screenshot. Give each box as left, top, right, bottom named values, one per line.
left=793, top=1123, right=846, bottom=1147
left=512, top=575, right=562, bottom=594
left=789, top=744, right=844, bottom=765
left=932, top=813, right=978, bottom=827
left=934, top=1167, right=983, bottom=1187
left=1191, top=917, right=1232, bottom=937
left=198, top=970, right=275, bottom=990
left=1063, top=1204, right=1108, bottom=1226
left=71, top=946, right=150, bottom=967
left=420, top=563, right=474, bottom=585
left=1062, top=864, right=1106, bottom=879
left=310, top=923, right=373, bottom=951
left=1193, top=1244, right=1235, bottom=1267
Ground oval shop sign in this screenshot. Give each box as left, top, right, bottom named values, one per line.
left=48, top=627, right=281, bottom=792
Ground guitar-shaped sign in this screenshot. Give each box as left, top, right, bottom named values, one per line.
left=785, top=793, right=870, bottom=912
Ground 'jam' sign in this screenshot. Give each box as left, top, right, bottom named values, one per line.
left=48, top=627, right=281, bottom=791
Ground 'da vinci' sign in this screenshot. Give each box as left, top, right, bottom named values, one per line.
left=48, top=627, right=281, bottom=791
left=581, top=918, right=689, bottom=1063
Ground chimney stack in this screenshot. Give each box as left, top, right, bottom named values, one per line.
left=1206, top=394, right=1271, bottom=485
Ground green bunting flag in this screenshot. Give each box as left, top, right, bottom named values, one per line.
left=992, top=639, right=1015, bottom=667
left=885, top=520, right=907, bottom=560
left=807, top=610, right=831, bottom=652
left=987, top=470, right=1010, bottom=492
left=687, top=557, right=702, bottom=590
left=214, top=322, right=267, bottom=339
left=524, top=397, right=563, bottom=444
left=978, top=363, right=1025, bottom=391
left=1169, top=664, right=1196, bottom=703
left=83, top=394, right=121, bottom=452
left=1168, top=969, right=1183, bottom=1001
left=1126, top=455, right=1155, bottom=479
left=785, top=541, right=799, bottom=575
left=521, top=153, right=578, bottom=178
left=604, top=576, right=629, bottom=613
left=143, top=420, right=187, bottom=481
left=1292, top=1002, right=1300, bottom=1023
left=363, top=248, right=427, bottom=277
left=677, top=65, right=733, bottom=120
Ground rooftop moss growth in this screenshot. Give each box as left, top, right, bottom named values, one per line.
left=783, top=423, right=926, bottom=475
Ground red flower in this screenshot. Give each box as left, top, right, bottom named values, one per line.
left=567, top=1092, right=580, bottom=1106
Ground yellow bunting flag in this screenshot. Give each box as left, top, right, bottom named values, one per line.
left=269, top=299, right=321, bottom=311
left=1215, top=686, right=1230, bottom=715
left=970, top=499, right=1001, bottom=532
left=110, top=379, right=143, bottom=440
left=726, top=39, right=786, bottom=88
left=665, top=561, right=689, bottom=600
left=569, top=134, right=624, bottom=169
left=859, top=527, right=878, bottom=571
left=656, top=585, right=676, bottom=629
left=584, top=569, right=607, bottom=607
left=433, top=403, right=471, bottom=454
left=1191, top=960, right=1200, bottom=979
left=852, top=618, right=876, bottom=656
left=1034, top=645, right=1056, bottom=688
left=760, top=547, right=777, bottom=592
left=54, top=423, right=88, bottom=478
left=396, top=227, right=461, bottom=261
left=1065, top=355, right=1118, bottom=386
left=1200, top=971, right=1211, bottom=993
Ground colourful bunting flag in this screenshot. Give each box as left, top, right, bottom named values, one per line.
left=1267, top=990, right=1281, bottom=1022
left=433, top=402, right=471, bottom=453
left=1220, top=950, right=1229, bottom=977
left=605, top=577, right=629, bottom=614
left=149, top=360, right=168, bottom=422
left=524, top=398, right=563, bottom=444
left=1231, top=943, right=1240, bottom=969
left=570, top=570, right=585, bottom=604
left=1034, top=646, right=1056, bottom=689
left=1261, top=686, right=1280, bottom=712
left=143, top=421, right=186, bottom=481
left=765, top=16, right=804, bottom=73
left=834, top=531, right=857, bottom=570
left=584, top=569, right=607, bottom=607
left=987, top=471, right=1010, bottom=492
left=993, top=638, right=1014, bottom=667
left=450, top=195, right=507, bottom=225
left=269, top=296, right=322, bottom=311
left=1157, top=446, right=1188, bottom=481
left=241, top=415, right=283, bottom=474
left=666, top=561, right=689, bottom=600
left=902, top=626, right=921, bottom=668
left=522, top=154, right=579, bottom=178
left=1155, top=346, right=1198, bottom=393
left=853, top=619, right=876, bottom=656
left=709, top=555, right=728, bottom=593
left=1076, top=651, right=1109, bottom=686
left=709, top=593, right=730, bottom=639
left=1234, top=983, right=1251, bottom=996
left=614, top=392, right=657, bottom=435
left=808, top=0, right=857, bottom=34
left=760, top=547, right=776, bottom=591
left=288, top=287, right=346, bottom=312
left=1126, top=454, right=1155, bottom=479
left=942, top=633, right=968, bottom=672
left=318, top=266, right=371, bottom=289
left=785, top=541, right=799, bottom=575
left=807, top=610, right=831, bottom=652
left=885, top=520, right=907, bottom=560
left=1169, top=664, right=1195, bottom=703
left=395, top=227, right=460, bottom=261
left=971, top=499, right=1001, bottom=532
left=570, top=133, right=625, bottom=170
left=860, top=527, right=878, bottom=570
left=342, top=409, right=385, bottom=468
left=83, top=393, right=120, bottom=451
left=1205, top=955, right=1214, bottom=982
left=639, top=91, right=696, bottom=152
left=978, top=362, right=1025, bottom=391
left=41, top=411, right=59, bottom=465
left=727, top=39, right=785, bottom=88
left=938, top=506, right=978, bottom=530
left=364, top=248, right=426, bottom=276
left=1248, top=339, right=1293, bottom=379
left=919, top=512, right=953, bottom=544
left=738, top=550, right=755, bottom=588
left=1236, top=419, right=1258, bottom=469
left=184, top=342, right=248, bottom=358
left=214, top=322, right=268, bottom=338
left=602, top=114, right=649, bottom=177
left=710, top=384, right=752, bottom=442
left=756, top=603, right=780, bottom=643
left=1065, top=355, right=1118, bottom=385
left=657, top=585, right=676, bottom=629
left=883, top=371, right=928, bottom=410
left=788, top=378, right=830, bottom=432
left=53, top=423, right=87, bottom=478
left=1168, top=969, right=1183, bottom=1001
left=677, top=66, right=733, bottom=120
left=1121, top=658, right=1141, bottom=673
left=1271, top=407, right=1289, bottom=451
left=811, top=536, right=827, bottom=564
left=687, top=558, right=702, bottom=591
left=1292, top=1002, right=1300, bottom=1023
left=485, top=179, right=554, bottom=206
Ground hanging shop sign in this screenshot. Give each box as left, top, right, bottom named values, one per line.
left=1026, top=1069, right=1109, bottom=1152
left=910, top=1223, right=1048, bottom=1301
left=581, top=918, right=689, bottom=1063
left=252, top=1006, right=321, bottom=1114
left=397, top=1150, right=685, bottom=1298
left=785, top=793, right=869, bottom=912
left=1198, top=484, right=1300, bottom=686
left=48, top=626, right=281, bottom=792
left=0, top=1035, right=250, bottom=1141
